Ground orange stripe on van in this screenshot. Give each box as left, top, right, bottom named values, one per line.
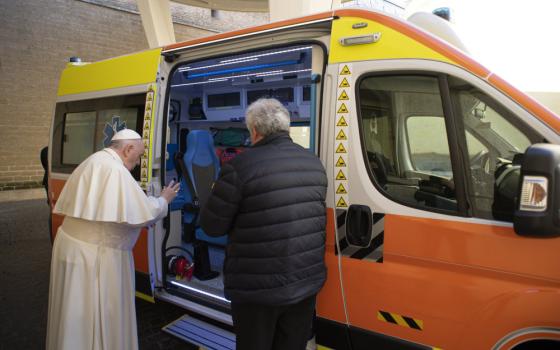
left=333, top=9, right=490, bottom=78
left=489, top=73, right=560, bottom=133
left=384, top=214, right=560, bottom=282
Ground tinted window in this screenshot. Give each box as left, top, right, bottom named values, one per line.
left=289, top=125, right=310, bottom=149
left=407, top=116, right=452, bottom=177
left=95, top=108, right=140, bottom=151
left=62, top=112, right=96, bottom=165
left=247, top=89, right=269, bottom=104
left=359, top=75, right=458, bottom=213
left=302, top=86, right=311, bottom=101
left=247, top=87, right=294, bottom=104
left=207, top=92, right=241, bottom=108
left=448, top=76, right=541, bottom=221
left=52, top=94, right=144, bottom=174
left=274, top=87, right=294, bottom=103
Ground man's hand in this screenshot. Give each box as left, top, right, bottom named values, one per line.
left=161, top=180, right=181, bottom=204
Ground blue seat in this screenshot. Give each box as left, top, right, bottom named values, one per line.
left=179, top=130, right=227, bottom=246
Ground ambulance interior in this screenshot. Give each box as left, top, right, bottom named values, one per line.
left=162, top=44, right=318, bottom=309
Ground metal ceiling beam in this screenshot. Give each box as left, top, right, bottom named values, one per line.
left=138, top=0, right=176, bottom=48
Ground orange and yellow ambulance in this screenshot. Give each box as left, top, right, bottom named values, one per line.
left=48, top=8, right=560, bottom=350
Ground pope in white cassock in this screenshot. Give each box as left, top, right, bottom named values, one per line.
left=46, top=129, right=180, bottom=350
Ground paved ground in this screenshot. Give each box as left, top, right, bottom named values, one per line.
left=0, top=188, right=46, bottom=203
left=0, top=199, right=196, bottom=350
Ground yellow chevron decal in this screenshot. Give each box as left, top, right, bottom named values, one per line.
left=377, top=310, right=423, bottom=331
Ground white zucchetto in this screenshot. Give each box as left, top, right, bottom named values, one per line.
left=111, top=129, right=142, bottom=141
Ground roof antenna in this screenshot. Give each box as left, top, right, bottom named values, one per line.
left=432, top=7, right=451, bottom=21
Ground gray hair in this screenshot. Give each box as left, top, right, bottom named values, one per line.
left=245, top=98, right=290, bottom=137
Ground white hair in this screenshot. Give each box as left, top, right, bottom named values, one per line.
left=245, top=98, right=290, bottom=137
left=109, top=139, right=142, bottom=150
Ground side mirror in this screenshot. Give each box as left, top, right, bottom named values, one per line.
left=513, top=143, right=560, bottom=237
left=473, top=106, right=486, bottom=119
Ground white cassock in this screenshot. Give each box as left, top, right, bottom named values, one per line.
left=46, top=148, right=167, bottom=350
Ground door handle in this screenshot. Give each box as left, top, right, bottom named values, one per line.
left=345, top=204, right=373, bottom=247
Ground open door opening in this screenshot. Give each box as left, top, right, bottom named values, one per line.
left=161, top=44, right=322, bottom=311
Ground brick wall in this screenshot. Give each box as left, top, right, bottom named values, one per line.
left=81, top=0, right=269, bottom=33
left=0, top=0, right=265, bottom=191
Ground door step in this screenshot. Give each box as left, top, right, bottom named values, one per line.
left=162, top=314, right=236, bottom=350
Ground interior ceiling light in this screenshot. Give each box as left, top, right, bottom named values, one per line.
left=171, top=68, right=312, bottom=88
left=178, top=58, right=258, bottom=72
left=176, top=46, right=312, bottom=77
left=207, top=77, right=230, bottom=82
left=255, top=68, right=310, bottom=77
left=254, top=69, right=283, bottom=77
left=220, top=46, right=312, bottom=64
left=171, top=80, right=223, bottom=87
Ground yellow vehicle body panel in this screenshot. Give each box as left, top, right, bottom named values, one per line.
left=57, top=48, right=162, bottom=96
left=329, top=16, right=454, bottom=65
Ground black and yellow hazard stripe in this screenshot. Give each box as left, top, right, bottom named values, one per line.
left=350, top=231, right=384, bottom=260
left=335, top=209, right=384, bottom=262
left=377, top=310, right=424, bottom=331
left=334, top=210, right=347, bottom=255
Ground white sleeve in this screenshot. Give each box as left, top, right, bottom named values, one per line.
left=126, top=196, right=168, bottom=228
left=145, top=196, right=168, bottom=224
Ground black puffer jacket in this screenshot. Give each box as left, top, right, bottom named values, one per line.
left=200, top=132, right=327, bottom=305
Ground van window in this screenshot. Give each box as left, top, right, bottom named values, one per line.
left=207, top=92, right=241, bottom=108
left=62, top=112, right=96, bottom=165
left=289, top=125, right=310, bottom=149
left=465, top=131, right=487, bottom=159
left=61, top=107, right=141, bottom=164
left=358, top=75, right=458, bottom=213
left=448, top=76, right=541, bottom=221
left=247, top=87, right=294, bottom=104
left=52, top=94, right=145, bottom=175
left=302, top=86, right=311, bottom=102
left=406, top=116, right=452, bottom=177
left=95, top=108, right=141, bottom=152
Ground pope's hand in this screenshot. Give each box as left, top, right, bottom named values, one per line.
left=161, top=180, right=180, bottom=203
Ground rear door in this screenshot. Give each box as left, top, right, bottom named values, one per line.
left=49, top=49, right=163, bottom=302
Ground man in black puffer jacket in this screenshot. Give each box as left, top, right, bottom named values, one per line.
left=200, top=98, right=327, bottom=350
